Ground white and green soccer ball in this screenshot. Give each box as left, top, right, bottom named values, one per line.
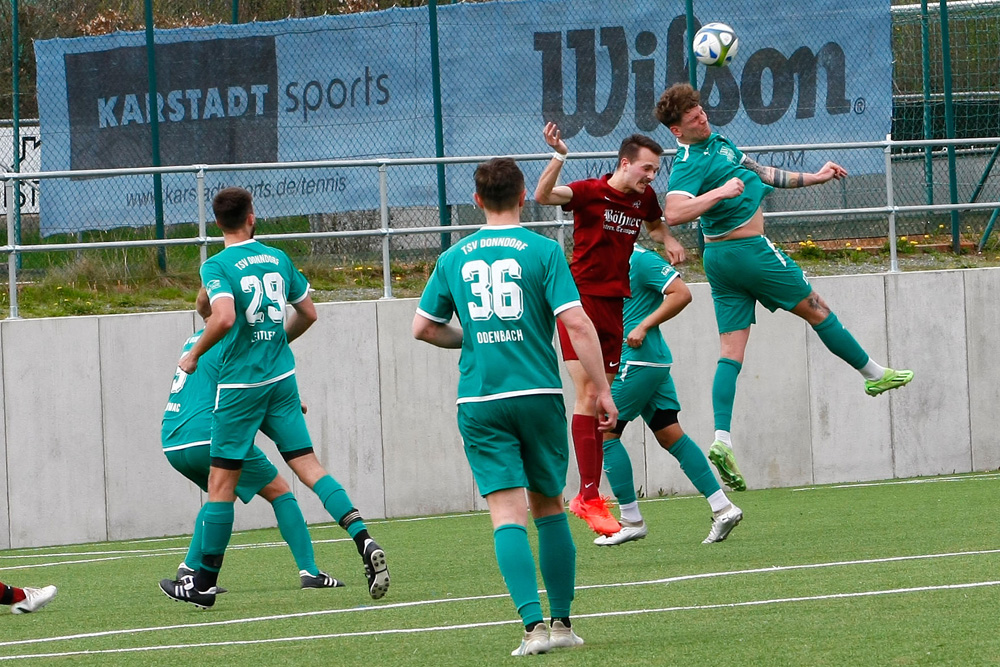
left=693, top=23, right=739, bottom=67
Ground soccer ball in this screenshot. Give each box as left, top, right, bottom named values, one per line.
left=693, top=23, right=739, bottom=67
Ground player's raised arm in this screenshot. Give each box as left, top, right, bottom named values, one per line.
left=742, top=157, right=847, bottom=188
left=663, top=179, right=744, bottom=226
left=534, top=122, right=574, bottom=206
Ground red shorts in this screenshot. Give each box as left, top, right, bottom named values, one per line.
left=556, top=294, right=624, bottom=374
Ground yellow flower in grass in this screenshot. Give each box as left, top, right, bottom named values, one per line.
left=855, top=246, right=862, bottom=251
left=910, top=241, right=918, bottom=245
left=924, top=234, right=930, bottom=239
left=845, top=241, right=852, bottom=247
left=900, top=236, right=907, bottom=241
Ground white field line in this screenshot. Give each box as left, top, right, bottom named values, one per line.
left=1, top=579, right=998, bottom=661
left=0, top=539, right=349, bottom=572
left=791, top=472, right=1000, bottom=491
left=3, top=547, right=998, bottom=650
left=0, top=498, right=702, bottom=566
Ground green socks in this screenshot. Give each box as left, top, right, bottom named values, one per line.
left=494, top=524, right=543, bottom=626
left=534, top=513, right=576, bottom=619
left=812, top=313, right=869, bottom=369
left=602, top=438, right=637, bottom=505
left=272, top=492, right=317, bottom=575
left=195, top=501, right=234, bottom=590
left=183, top=503, right=208, bottom=570
left=667, top=434, right=721, bottom=498
left=314, top=475, right=366, bottom=537
left=712, top=358, right=742, bottom=432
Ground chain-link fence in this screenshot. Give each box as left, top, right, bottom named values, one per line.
left=2, top=0, right=1000, bottom=309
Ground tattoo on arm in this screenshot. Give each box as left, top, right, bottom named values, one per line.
left=743, top=157, right=806, bottom=188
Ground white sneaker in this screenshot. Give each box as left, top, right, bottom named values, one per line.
left=548, top=619, right=584, bottom=648
left=11, top=585, right=57, bottom=614
left=511, top=623, right=550, bottom=656
left=703, top=504, right=743, bottom=544
left=593, top=519, right=648, bottom=546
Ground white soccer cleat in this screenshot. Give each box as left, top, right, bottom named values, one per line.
left=548, top=619, right=584, bottom=648
left=11, top=585, right=57, bottom=614
left=593, top=519, right=648, bottom=546
left=702, top=504, right=743, bottom=544
left=511, top=623, right=550, bottom=656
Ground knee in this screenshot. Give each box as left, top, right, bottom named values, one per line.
left=261, top=475, right=292, bottom=502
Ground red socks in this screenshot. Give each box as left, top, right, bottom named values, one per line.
left=572, top=415, right=603, bottom=501
left=0, top=582, right=26, bottom=605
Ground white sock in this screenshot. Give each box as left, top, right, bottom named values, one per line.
left=707, top=490, right=730, bottom=514
left=619, top=501, right=642, bottom=523
left=859, top=358, right=886, bottom=381
left=714, top=430, right=732, bottom=447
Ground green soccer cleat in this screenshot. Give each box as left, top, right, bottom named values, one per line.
left=864, top=368, right=914, bottom=397
left=709, top=441, right=746, bottom=492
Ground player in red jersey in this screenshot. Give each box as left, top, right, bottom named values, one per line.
left=534, top=123, right=686, bottom=536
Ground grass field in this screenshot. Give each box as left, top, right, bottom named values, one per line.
left=1, top=472, right=998, bottom=664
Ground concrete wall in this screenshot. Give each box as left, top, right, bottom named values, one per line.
left=0, top=267, right=993, bottom=548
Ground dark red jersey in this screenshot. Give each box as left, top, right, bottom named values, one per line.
left=562, top=175, right=663, bottom=297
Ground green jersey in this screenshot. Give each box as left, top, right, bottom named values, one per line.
left=162, top=329, right=220, bottom=449
left=201, top=240, right=310, bottom=385
left=667, top=132, right=773, bottom=239
left=417, top=225, right=581, bottom=404
left=621, top=246, right=678, bottom=367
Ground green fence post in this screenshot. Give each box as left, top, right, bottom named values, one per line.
left=11, top=0, right=21, bottom=270
left=685, top=0, right=696, bottom=88
left=919, top=0, right=933, bottom=207
left=144, top=0, right=166, bottom=271
left=939, top=0, right=960, bottom=253
left=428, top=0, right=451, bottom=251
left=231, top=0, right=239, bottom=24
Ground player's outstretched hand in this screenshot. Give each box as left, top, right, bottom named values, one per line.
left=543, top=122, right=568, bottom=156
left=595, top=390, right=618, bottom=432
left=663, top=235, right=686, bottom=265
left=178, top=352, right=198, bottom=374
left=814, top=161, right=848, bottom=183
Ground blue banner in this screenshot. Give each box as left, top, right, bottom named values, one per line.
left=33, top=0, right=890, bottom=236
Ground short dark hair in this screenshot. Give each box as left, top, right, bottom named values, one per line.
left=618, top=134, right=663, bottom=164
left=212, top=187, right=253, bottom=230
left=474, top=158, right=525, bottom=212
left=655, top=83, right=701, bottom=128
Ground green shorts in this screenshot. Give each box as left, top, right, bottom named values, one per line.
left=164, top=444, right=278, bottom=504
left=703, top=235, right=813, bottom=334
left=456, top=394, right=569, bottom=498
left=612, top=363, right=681, bottom=425
left=211, top=374, right=312, bottom=461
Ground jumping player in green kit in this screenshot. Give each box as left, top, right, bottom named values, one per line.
left=413, top=158, right=617, bottom=657
left=161, top=290, right=342, bottom=591
left=655, top=84, right=913, bottom=492
left=159, top=187, right=388, bottom=609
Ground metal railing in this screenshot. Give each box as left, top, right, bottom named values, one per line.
left=3, top=135, right=1000, bottom=318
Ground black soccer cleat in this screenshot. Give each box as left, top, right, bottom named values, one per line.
left=176, top=564, right=227, bottom=594
left=300, top=570, right=345, bottom=589
left=159, top=576, right=217, bottom=609
left=361, top=539, right=390, bottom=600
